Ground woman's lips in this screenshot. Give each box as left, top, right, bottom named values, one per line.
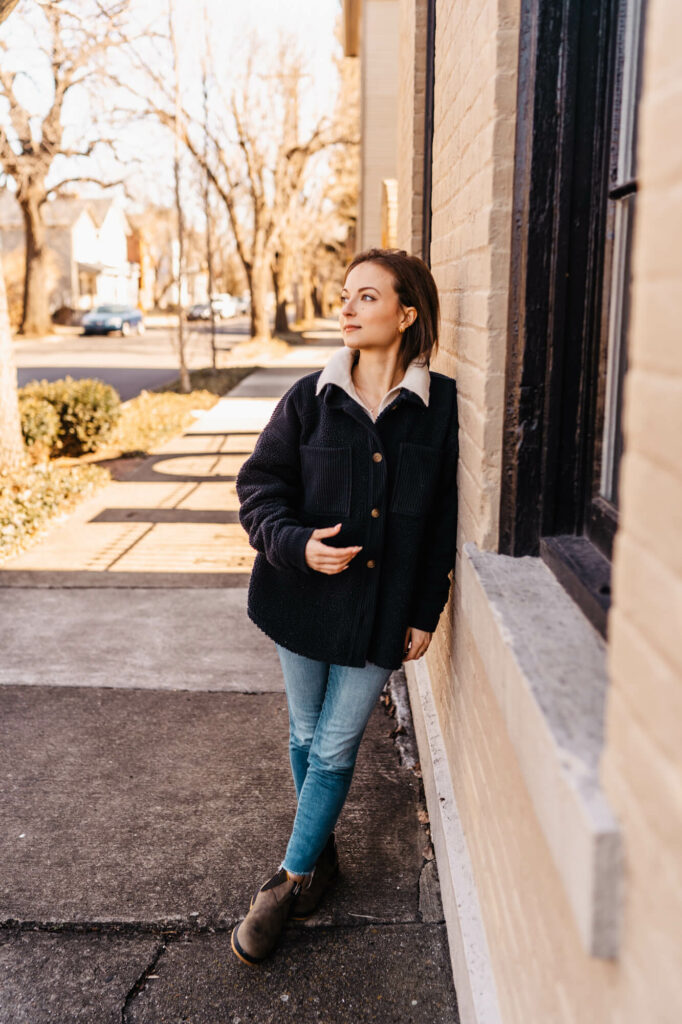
left=343, top=325, right=360, bottom=332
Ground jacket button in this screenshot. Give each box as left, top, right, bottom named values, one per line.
left=366, top=559, right=376, bottom=569
left=372, top=452, right=383, bottom=463
left=371, top=508, right=380, bottom=518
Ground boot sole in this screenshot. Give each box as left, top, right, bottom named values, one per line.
left=231, top=924, right=264, bottom=967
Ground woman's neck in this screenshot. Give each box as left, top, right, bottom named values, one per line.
left=351, top=349, right=404, bottom=400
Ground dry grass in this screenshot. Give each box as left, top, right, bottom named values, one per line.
left=0, top=462, right=109, bottom=564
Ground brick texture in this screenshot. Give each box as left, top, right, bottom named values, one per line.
left=393, top=0, right=682, bottom=1020
left=600, top=0, right=682, bottom=1018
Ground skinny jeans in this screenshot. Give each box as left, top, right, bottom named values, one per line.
left=275, top=644, right=392, bottom=876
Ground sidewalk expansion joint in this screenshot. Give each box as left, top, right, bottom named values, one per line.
left=104, top=522, right=155, bottom=572
left=0, top=915, right=429, bottom=939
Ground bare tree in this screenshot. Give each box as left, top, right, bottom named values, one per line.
left=0, top=0, right=131, bottom=335
left=0, top=0, right=23, bottom=471
left=0, top=0, right=18, bottom=22
left=271, top=40, right=359, bottom=330
left=128, top=35, right=349, bottom=343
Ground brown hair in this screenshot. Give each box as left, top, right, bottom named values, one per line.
left=343, top=248, right=440, bottom=371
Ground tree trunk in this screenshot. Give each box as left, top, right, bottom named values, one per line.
left=311, top=279, right=323, bottom=318
left=301, top=265, right=315, bottom=324
left=272, top=267, right=289, bottom=334
left=249, top=260, right=271, bottom=342
left=321, top=278, right=336, bottom=317
left=0, top=266, right=26, bottom=474
left=19, top=191, right=51, bottom=336
left=274, top=297, right=289, bottom=333
left=272, top=248, right=292, bottom=334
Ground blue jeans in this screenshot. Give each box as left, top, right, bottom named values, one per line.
left=275, top=644, right=392, bottom=876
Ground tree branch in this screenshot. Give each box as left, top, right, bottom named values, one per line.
left=47, top=175, right=125, bottom=196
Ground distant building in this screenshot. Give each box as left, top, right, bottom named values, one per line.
left=347, top=0, right=682, bottom=1022
left=0, top=193, right=140, bottom=313
left=345, top=0, right=399, bottom=249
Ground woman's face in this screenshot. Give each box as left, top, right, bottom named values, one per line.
left=339, top=262, right=414, bottom=355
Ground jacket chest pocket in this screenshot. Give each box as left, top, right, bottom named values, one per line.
left=300, top=445, right=352, bottom=517
left=390, top=442, right=441, bottom=517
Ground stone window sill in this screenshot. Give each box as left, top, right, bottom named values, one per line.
left=461, top=543, right=622, bottom=958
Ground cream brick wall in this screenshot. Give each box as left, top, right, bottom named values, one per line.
left=359, top=0, right=400, bottom=250
left=425, top=0, right=519, bottom=808
left=397, top=0, right=682, bottom=1020
left=396, top=0, right=427, bottom=255
left=429, top=0, right=517, bottom=553
left=600, top=0, right=682, bottom=1018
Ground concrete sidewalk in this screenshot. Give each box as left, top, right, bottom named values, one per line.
left=0, top=362, right=459, bottom=1023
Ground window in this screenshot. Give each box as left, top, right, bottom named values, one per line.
left=500, top=0, right=647, bottom=636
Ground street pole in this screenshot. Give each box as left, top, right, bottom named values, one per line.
left=170, top=0, right=190, bottom=393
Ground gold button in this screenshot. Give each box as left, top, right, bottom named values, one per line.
left=372, top=452, right=383, bottom=463
left=371, top=508, right=380, bottom=518
left=366, top=559, right=376, bottom=569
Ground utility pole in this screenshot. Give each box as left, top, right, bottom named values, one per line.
left=169, top=0, right=190, bottom=393
left=202, top=17, right=217, bottom=372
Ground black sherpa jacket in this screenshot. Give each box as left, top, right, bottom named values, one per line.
left=236, top=369, right=458, bottom=670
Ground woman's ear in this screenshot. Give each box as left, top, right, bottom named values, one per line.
left=401, top=307, right=418, bottom=330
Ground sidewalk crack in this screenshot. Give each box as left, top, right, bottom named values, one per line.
left=121, top=937, right=168, bottom=1023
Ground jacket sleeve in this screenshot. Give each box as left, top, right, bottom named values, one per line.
left=236, top=386, right=315, bottom=573
left=408, top=388, right=459, bottom=633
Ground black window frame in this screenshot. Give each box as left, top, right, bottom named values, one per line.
left=500, top=0, right=646, bottom=637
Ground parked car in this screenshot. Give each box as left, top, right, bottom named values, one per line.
left=187, top=303, right=211, bottom=321
left=82, top=305, right=144, bottom=336
left=210, top=293, right=238, bottom=318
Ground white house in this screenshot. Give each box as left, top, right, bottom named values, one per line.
left=0, top=192, right=140, bottom=313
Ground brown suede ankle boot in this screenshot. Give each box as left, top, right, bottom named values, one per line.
left=290, top=833, right=340, bottom=921
left=231, top=868, right=301, bottom=966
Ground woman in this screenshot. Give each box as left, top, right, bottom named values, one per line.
left=232, top=248, right=458, bottom=965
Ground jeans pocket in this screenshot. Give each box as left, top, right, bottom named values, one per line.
left=390, top=442, right=441, bottom=517
left=300, top=445, right=352, bottom=517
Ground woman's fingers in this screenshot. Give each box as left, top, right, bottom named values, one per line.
left=304, top=524, right=364, bottom=573
left=403, top=627, right=432, bottom=661
left=311, top=523, right=343, bottom=539
left=305, top=535, right=362, bottom=573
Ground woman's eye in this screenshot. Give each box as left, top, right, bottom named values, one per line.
left=361, top=294, right=374, bottom=300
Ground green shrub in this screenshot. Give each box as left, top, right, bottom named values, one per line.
left=19, top=377, right=121, bottom=456
left=18, top=394, right=61, bottom=452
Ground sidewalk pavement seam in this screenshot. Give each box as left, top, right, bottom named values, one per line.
left=104, top=522, right=156, bottom=572
left=1, top=918, right=440, bottom=937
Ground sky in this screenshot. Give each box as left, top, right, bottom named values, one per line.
left=0, top=0, right=344, bottom=214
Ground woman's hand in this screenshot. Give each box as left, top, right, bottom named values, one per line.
left=305, top=523, right=363, bottom=574
left=403, top=627, right=432, bottom=661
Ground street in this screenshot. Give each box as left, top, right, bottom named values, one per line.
left=12, top=316, right=253, bottom=400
